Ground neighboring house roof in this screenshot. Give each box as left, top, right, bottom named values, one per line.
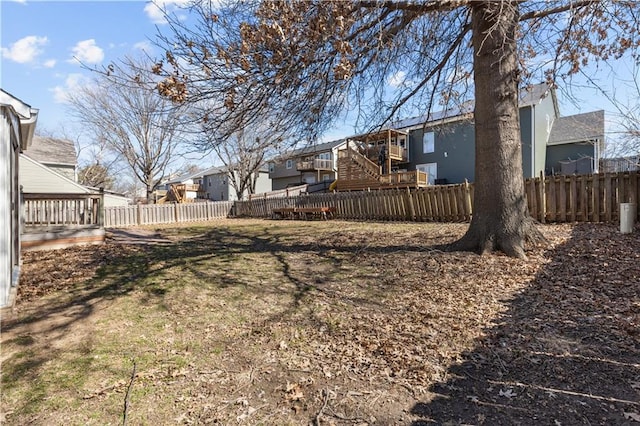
left=393, top=83, right=556, bottom=131
left=164, top=163, right=270, bottom=185
left=519, top=83, right=554, bottom=107
left=290, top=139, right=346, bottom=157
left=24, top=135, right=77, bottom=166
left=164, top=169, right=209, bottom=184
left=548, top=110, right=605, bottom=145
left=393, top=101, right=474, bottom=130
left=0, top=89, right=39, bottom=150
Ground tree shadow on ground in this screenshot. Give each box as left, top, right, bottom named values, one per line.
left=411, top=223, right=640, bottom=425
left=1, top=222, right=447, bottom=408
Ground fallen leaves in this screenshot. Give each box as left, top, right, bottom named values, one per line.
left=4, top=220, right=639, bottom=425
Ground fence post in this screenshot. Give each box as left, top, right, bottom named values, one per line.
left=98, top=188, right=105, bottom=227
left=538, top=171, right=546, bottom=223
left=406, top=187, right=415, bottom=221
left=463, top=179, right=472, bottom=220
left=136, top=203, right=142, bottom=226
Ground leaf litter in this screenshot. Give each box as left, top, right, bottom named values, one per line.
left=1, top=219, right=638, bottom=425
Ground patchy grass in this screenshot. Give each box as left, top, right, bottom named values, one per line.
left=1, top=219, right=638, bottom=425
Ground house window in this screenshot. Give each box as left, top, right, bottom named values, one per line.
left=268, top=162, right=275, bottom=173
left=316, top=152, right=331, bottom=160
left=423, top=131, right=435, bottom=154
left=286, top=159, right=293, bottom=169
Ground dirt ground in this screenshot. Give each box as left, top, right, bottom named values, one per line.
left=1, top=219, right=639, bottom=425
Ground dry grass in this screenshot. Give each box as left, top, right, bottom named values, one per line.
left=1, top=219, right=638, bottom=425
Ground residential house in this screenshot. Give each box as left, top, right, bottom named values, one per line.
left=545, top=110, right=605, bottom=175
left=271, top=84, right=604, bottom=190
left=0, top=89, right=38, bottom=308
left=601, top=155, right=640, bottom=173
left=385, top=83, right=604, bottom=185
left=20, top=137, right=128, bottom=206
left=162, top=164, right=271, bottom=202
left=200, top=165, right=271, bottom=201
left=268, top=139, right=346, bottom=190
left=23, top=135, right=77, bottom=181
left=161, top=170, right=204, bottom=202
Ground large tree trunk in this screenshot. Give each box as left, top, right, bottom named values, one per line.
left=451, top=1, right=538, bottom=258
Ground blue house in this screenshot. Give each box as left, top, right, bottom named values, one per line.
left=393, top=83, right=605, bottom=185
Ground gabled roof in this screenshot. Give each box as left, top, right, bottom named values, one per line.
left=548, top=110, right=605, bottom=145
left=288, top=139, right=346, bottom=157
left=24, top=135, right=77, bottom=166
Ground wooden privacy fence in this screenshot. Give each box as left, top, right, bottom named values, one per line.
left=235, top=171, right=640, bottom=223
left=104, top=201, right=234, bottom=228
left=525, top=171, right=639, bottom=223
left=235, top=183, right=474, bottom=222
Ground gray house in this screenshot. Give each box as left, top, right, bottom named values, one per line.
left=546, top=110, right=605, bottom=175
left=23, top=135, right=77, bottom=181
left=268, top=139, right=346, bottom=190
left=393, top=83, right=604, bottom=184
left=200, top=165, right=271, bottom=201
left=0, top=89, right=38, bottom=308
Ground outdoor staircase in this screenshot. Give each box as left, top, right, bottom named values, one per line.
left=347, top=148, right=382, bottom=181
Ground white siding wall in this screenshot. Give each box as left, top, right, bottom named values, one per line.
left=19, top=155, right=90, bottom=194
left=253, top=171, right=272, bottom=195
left=0, top=111, right=12, bottom=307
left=0, top=108, right=21, bottom=307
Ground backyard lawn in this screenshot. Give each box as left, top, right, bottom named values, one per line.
left=1, top=219, right=638, bottom=425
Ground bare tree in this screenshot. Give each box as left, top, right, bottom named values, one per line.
left=77, top=162, right=116, bottom=189
left=67, top=58, right=188, bottom=203
left=591, top=64, right=640, bottom=158
left=205, top=125, right=282, bottom=200
left=154, top=0, right=640, bottom=257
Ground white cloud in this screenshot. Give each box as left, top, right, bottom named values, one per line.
left=50, top=73, right=89, bottom=103
left=1, top=35, right=48, bottom=64
left=134, top=40, right=154, bottom=54
left=144, top=0, right=191, bottom=24
left=70, top=39, right=104, bottom=64
left=388, top=71, right=407, bottom=88
left=43, top=59, right=56, bottom=68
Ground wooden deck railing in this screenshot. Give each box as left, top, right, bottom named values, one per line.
left=379, top=170, right=428, bottom=186
left=388, top=144, right=408, bottom=162
left=296, top=158, right=333, bottom=171
left=22, top=192, right=104, bottom=227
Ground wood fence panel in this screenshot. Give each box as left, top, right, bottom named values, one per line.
left=228, top=171, right=639, bottom=224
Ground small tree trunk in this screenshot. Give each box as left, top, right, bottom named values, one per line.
left=450, top=1, right=541, bottom=258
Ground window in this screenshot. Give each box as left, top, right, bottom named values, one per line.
left=268, top=162, right=275, bottom=173
left=423, top=131, right=435, bottom=154
left=316, top=152, right=331, bottom=160
left=286, top=159, right=293, bottom=169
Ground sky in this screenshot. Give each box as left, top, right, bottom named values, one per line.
left=1, top=0, right=637, bottom=164
left=0, top=0, right=174, bottom=131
